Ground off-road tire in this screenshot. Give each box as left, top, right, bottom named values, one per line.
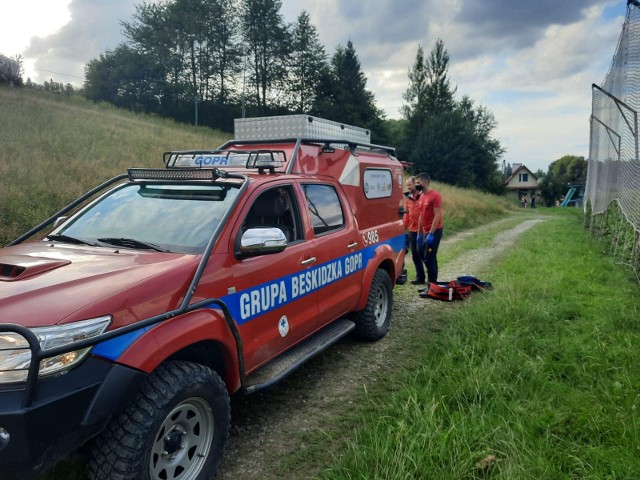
left=89, top=361, right=230, bottom=480
left=353, top=269, right=393, bottom=341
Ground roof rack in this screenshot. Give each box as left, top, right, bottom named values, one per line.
left=220, top=138, right=396, bottom=156
left=244, top=150, right=284, bottom=174
left=163, top=149, right=287, bottom=172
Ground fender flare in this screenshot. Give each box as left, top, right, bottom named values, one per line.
left=355, top=243, right=397, bottom=311
left=112, top=309, right=241, bottom=393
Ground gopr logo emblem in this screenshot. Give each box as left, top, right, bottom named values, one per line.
left=278, top=316, right=289, bottom=337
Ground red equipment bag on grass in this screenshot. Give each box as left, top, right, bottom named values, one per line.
left=423, top=276, right=492, bottom=301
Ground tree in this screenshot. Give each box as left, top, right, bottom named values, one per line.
left=122, top=2, right=184, bottom=112
left=84, top=44, right=165, bottom=112
left=402, top=40, right=459, bottom=179
left=506, top=163, right=513, bottom=177
left=241, top=0, right=291, bottom=112
left=457, top=95, right=505, bottom=191
left=121, top=0, right=243, bottom=107
left=539, top=155, right=587, bottom=206
left=167, top=0, right=242, bottom=103
left=401, top=45, right=428, bottom=125
left=207, top=0, right=243, bottom=104
left=400, top=40, right=503, bottom=192
left=288, top=11, right=327, bottom=113
left=310, top=67, right=337, bottom=120
left=424, top=39, right=456, bottom=113
left=311, top=41, right=387, bottom=142
left=11, top=54, right=24, bottom=85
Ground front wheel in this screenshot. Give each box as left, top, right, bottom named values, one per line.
left=353, top=269, right=393, bottom=341
left=90, top=361, right=230, bottom=480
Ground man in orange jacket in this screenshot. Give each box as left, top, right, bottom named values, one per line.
left=403, top=176, right=426, bottom=285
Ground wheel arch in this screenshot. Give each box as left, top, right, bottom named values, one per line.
left=113, top=309, right=242, bottom=393
left=165, top=340, right=228, bottom=385
left=356, top=245, right=397, bottom=311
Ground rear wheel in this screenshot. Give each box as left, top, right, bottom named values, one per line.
left=90, top=361, right=230, bottom=480
left=353, top=269, right=393, bottom=341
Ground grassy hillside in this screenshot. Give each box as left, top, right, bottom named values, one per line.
left=0, top=85, right=517, bottom=246
left=436, top=182, right=516, bottom=235
left=0, top=86, right=231, bottom=245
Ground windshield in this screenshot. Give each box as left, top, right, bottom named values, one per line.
left=55, top=183, right=239, bottom=254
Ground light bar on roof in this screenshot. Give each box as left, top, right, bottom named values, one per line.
left=128, top=168, right=227, bottom=181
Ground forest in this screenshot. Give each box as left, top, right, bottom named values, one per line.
left=80, top=0, right=505, bottom=192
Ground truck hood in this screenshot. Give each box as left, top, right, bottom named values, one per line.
left=0, top=242, right=201, bottom=328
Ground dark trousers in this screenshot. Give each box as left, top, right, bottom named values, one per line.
left=408, top=231, right=426, bottom=282
left=424, top=228, right=443, bottom=284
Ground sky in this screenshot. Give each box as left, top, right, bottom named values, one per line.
left=0, top=0, right=630, bottom=173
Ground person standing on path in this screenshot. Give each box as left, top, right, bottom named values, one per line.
left=403, top=176, right=426, bottom=285
left=416, top=173, right=443, bottom=286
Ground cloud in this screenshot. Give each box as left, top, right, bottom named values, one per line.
left=25, top=0, right=138, bottom=83
left=447, top=3, right=623, bottom=171
left=454, top=0, right=606, bottom=48
left=0, top=0, right=72, bottom=58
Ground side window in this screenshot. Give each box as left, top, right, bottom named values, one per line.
left=303, top=184, right=345, bottom=235
left=243, top=187, right=303, bottom=242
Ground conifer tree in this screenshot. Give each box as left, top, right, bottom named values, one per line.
left=288, top=11, right=327, bottom=113
left=241, top=0, right=291, bottom=112
left=401, top=39, right=504, bottom=192
left=312, top=41, right=386, bottom=142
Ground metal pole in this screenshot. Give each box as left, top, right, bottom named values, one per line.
left=242, top=51, right=248, bottom=118
left=194, top=95, right=199, bottom=126
left=635, top=109, right=638, bottom=161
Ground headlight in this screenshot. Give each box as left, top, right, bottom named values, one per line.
left=0, top=316, right=111, bottom=384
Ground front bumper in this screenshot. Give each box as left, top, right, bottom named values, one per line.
left=0, top=357, right=146, bottom=479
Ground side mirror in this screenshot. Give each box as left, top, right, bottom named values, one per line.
left=238, top=227, right=287, bottom=257
left=53, top=216, right=68, bottom=228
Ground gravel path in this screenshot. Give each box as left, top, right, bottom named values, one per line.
left=217, top=215, right=547, bottom=480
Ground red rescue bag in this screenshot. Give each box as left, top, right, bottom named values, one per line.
left=422, top=276, right=492, bottom=301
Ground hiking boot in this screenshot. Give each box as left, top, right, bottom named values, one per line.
left=410, top=279, right=426, bottom=285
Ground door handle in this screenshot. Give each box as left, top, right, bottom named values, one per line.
left=347, top=242, right=358, bottom=248
left=301, top=257, right=317, bottom=266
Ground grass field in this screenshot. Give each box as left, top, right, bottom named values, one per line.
left=318, top=211, right=640, bottom=479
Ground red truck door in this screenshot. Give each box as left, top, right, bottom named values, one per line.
left=300, top=182, right=365, bottom=325
left=228, top=185, right=320, bottom=372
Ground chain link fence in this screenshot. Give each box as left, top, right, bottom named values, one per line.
left=586, top=2, right=640, bottom=282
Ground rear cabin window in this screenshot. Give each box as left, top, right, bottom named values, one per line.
left=303, top=184, right=344, bottom=235
left=363, top=168, right=393, bottom=199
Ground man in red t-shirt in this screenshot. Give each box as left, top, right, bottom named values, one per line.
left=416, top=173, right=443, bottom=286
left=403, top=176, right=425, bottom=284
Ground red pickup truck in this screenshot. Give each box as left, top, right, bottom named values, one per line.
left=0, top=115, right=406, bottom=480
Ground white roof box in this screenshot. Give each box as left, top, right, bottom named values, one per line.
left=234, top=115, right=370, bottom=144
